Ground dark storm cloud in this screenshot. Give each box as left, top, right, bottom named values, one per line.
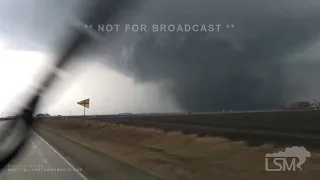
left=1, top=0, right=320, bottom=111
left=93, top=0, right=320, bottom=111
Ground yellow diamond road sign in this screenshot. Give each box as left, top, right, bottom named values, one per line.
left=77, top=98, right=89, bottom=108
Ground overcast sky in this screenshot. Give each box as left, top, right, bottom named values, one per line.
left=1, top=0, right=320, bottom=116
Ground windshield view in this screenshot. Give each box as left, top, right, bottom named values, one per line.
left=0, top=0, right=319, bottom=179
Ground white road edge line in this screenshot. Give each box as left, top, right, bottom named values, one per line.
left=33, top=131, right=89, bottom=180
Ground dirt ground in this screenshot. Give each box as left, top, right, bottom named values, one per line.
left=38, top=120, right=320, bottom=180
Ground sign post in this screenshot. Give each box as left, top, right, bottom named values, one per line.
left=77, top=98, right=90, bottom=116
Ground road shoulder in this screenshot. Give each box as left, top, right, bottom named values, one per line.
left=34, top=127, right=161, bottom=180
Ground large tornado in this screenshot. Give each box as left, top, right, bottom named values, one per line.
left=92, top=0, right=320, bottom=112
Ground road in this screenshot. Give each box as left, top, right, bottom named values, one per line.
left=0, top=125, right=87, bottom=180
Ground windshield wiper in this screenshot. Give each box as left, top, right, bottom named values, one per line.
left=0, top=0, right=132, bottom=171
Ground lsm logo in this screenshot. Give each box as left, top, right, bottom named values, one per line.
left=265, top=146, right=311, bottom=171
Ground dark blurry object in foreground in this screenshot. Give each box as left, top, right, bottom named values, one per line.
left=0, top=0, right=133, bottom=172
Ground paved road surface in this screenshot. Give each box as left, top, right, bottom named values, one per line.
left=0, top=121, right=87, bottom=180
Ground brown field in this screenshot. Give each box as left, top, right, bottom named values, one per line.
left=37, top=119, right=320, bottom=180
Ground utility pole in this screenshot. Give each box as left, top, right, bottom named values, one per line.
left=70, top=110, right=71, bottom=116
